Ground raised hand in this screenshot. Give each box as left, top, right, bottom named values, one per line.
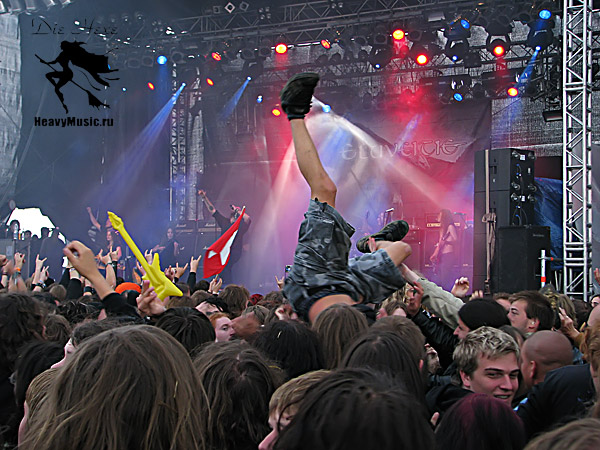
left=174, top=262, right=188, bottom=279
left=13, top=253, right=25, bottom=269
left=189, top=255, right=201, bottom=273
left=35, top=254, right=47, bottom=273
left=63, top=241, right=102, bottom=281
left=0, top=254, right=7, bottom=268
left=209, top=275, right=222, bottom=294
left=144, top=249, right=153, bottom=264
left=136, top=280, right=166, bottom=317
left=164, top=266, right=175, bottom=282
left=96, top=249, right=110, bottom=265
left=275, top=275, right=284, bottom=290
left=451, top=277, right=470, bottom=298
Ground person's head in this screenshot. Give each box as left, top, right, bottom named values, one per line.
left=370, top=315, right=427, bottom=363
left=592, top=295, right=600, bottom=310
left=582, top=322, right=600, bottom=397
left=253, top=320, right=324, bottom=380
left=258, top=290, right=284, bottom=310
left=508, top=291, right=554, bottom=334
left=56, top=300, right=99, bottom=326
left=274, top=368, right=434, bottom=450
left=243, top=305, right=270, bottom=325
left=453, top=326, right=520, bottom=405
left=519, top=330, right=572, bottom=391
left=455, top=299, right=509, bottom=340
left=377, top=296, right=408, bottom=319
left=193, top=280, right=210, bottom=294
left=439, top=209, right=454, bottom=230
left=166, top=227, right=174, bottom=240
left=42, top=314, right=71, bottom=346
left=523, top=418, right=600, bottom=450
left=494, top=292, right=512, bottom=312
left=259, top=370, right=330, bottom=450
left=191, top=289, right=213, bottom=305
left=19, top=368, right=59, bottom=446
left=13, top=341, right=64, bottom=418
left=219, top=284, right=250, bottom=317
left=166, top=293, right=195, bottom=308
left=435, top=393, right=526, bottom=450
left=154, top=307, right=215, bottom=355
left=209, top=312, right=234, bottom=342
left=193, top=341, right=282, bottom=450
left=106, top=228, right=114, bottom=242
left=52, top=319, right=122, bottom=368
left=340, top=329, right=425, bottom=402
left=23, top=230, right=32, bottom=240
left=22, top=325, right=206, bottom=450
left=48, top=285, right=66, bottom=303
left=40, top=227, right=49, bottom=239
left=0, top=293, right=44, bottom=371
left=176, top=283, right=191, bottom=297
left=312, top=304, right=368, bottom=369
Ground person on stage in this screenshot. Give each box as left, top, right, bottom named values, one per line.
left=152, top=226, right=179, bottom=269
left=429, top=209, right=459, bottom=291
left=197, top=190, right=251, bottom=284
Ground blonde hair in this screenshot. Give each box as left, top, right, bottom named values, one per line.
left=453, top=326, right=519, bottom=376
left=269, top=370, right=330, bottom=417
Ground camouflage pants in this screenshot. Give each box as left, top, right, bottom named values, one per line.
left=283, top=199, right=407, bottom=321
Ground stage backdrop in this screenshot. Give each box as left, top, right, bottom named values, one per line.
left=201, top=98, right=492, bottom=292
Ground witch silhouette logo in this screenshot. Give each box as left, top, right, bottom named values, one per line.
left=35, top=41, right=119, bottom=114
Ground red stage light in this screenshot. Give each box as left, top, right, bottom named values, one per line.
left=211, top=52, right=222, bottom=61
left=416, top=53, right=429, bottom=65
left=493, top=45, right=506, bottom=57
left=392, top=29, right=405, bottom=41
left=206, top=78, right=214, bottom=86
left=147, top=82, right=155, bottom=90
left=507, top=86, right=519, bottom=97
left=320, top=39, right=331, bottom=49
left=271, top=108, right=282, bottom=116
left=275, top=43, right=288, bottom=54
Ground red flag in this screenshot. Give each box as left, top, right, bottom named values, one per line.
left=203, top=207, right=245, bottom=278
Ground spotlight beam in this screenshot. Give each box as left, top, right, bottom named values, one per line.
left=219, top=78, right=251, bottom=121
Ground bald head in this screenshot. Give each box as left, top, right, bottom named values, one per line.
left=520, top=331, right=572, bottom=390
left=588, top=304, right=600, bottom=327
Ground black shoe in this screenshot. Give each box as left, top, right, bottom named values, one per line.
left=280, top=72, right=320, bottom=120
left=356, top=220, right=410, bottom=253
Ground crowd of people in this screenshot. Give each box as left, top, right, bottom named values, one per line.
left=2, top=73, right=600, bottom=450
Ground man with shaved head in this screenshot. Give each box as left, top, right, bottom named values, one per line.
left=519, top=331, right=573, bottom=391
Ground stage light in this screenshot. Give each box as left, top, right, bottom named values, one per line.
left=206, top=78, right=214, bottom=86
left=493, top=44, right=506, bottom=56
left=374, top=63, right=381, bottom=69
left=460, top=19, right=470, bottom=29
left=156, top=55, right=167, bottom=65
left=322, top=104, right=331, bottom=113
left=445, top=40, right=469, bottom=62
left=247, top=76, right=252, bottom=81
left=271, top=108, right=282, bottom=116
left=486, top=35, right=511, bottom=58
left=275, top=43, right=288, bottom=54
left=211, top=52, right=222, bottom=61
left=453, top=92, right=463, bottom=102
left=507, top=86, right=519, bottom=97
left=320, top=39, right=331, bottom=49
left=257, top=95, right=263, bottom=103
left=535, top=45, right=542, bottom=51
left=147, top=82, right=155, bottom=90
left=539, top=9, right=551, bottom=20
left=416, top=53, right=429, bottom=65
left=122, top=87, right=127, bottom=92
left=392, top=29, right=405, bottom=41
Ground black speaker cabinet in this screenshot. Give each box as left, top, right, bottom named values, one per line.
left=492, top=226, right=551, bottom=293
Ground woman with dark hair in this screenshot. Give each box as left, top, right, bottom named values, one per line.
left=274, top=368, right=434, bottom=450
left=429, top=208, right=459, bottom=291
left=253, top=320, right=324, bottom=380
left=435, top=394, right=526, bottom=450
left=340, top=329, right=426, bottom=403
left=312, top=304, right=368, bottom=369
left=193, top=341, right=282, bottom=450
left=0, top=293, right=45, bottom=446
left=21, top=325, right=207, bottom=450
left=153, top=226, right=179, bottom=269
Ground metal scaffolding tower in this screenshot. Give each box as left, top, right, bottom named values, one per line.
left=169, top=69, right=188, bottom=223
left=563, top=0, right=594, bottom=299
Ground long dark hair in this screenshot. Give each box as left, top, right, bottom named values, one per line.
left=22, top=325, right=207, bottom=450
left=439, top=209, right=455, bottom=234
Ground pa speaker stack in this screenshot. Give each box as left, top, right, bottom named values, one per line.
left=473, top=148, right=550, bottom=293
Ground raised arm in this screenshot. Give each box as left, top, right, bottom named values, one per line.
left=198, top=190, right=217, bottom=215
left=86, top=206, right=102, bottom=230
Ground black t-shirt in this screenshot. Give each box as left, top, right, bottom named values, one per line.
left=213, top=210, right=250, bottom=264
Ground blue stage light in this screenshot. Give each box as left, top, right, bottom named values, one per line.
left=539, top=9, right=551, bottom=20
left=256, top=95, right=263, bottom=104
left=157, top=55, right=167, bottom=65
left=453, top=92, right=463, bottom=102
left=460, top=19, right=470, bottom=29
left=247, top=76, right=252, bottom=81
left=322, top=104, right=331, bottom=113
